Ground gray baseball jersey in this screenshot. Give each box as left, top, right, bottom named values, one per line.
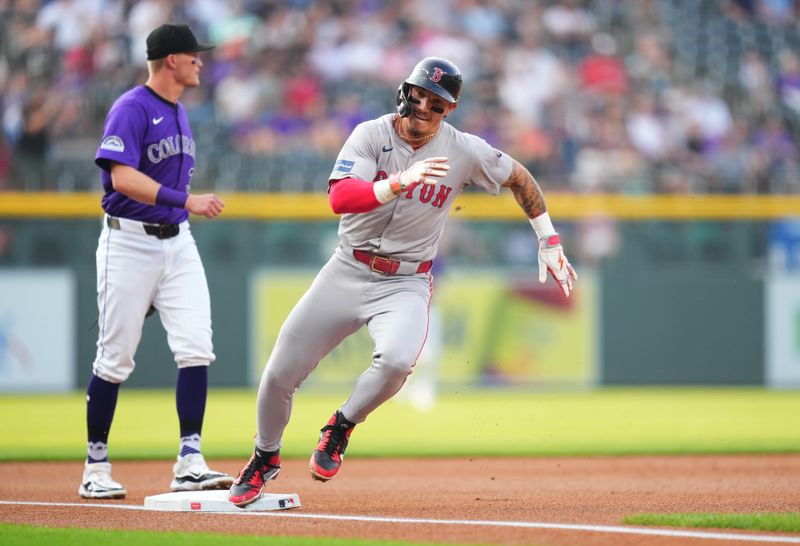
left=329, top=113, right=513, bottom=262
left=253, top=114, right=515, bottom=452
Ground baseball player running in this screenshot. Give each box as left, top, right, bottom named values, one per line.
left=229, top=57, right=577, bottom=507
left=79, top=24, right=232, bottom=499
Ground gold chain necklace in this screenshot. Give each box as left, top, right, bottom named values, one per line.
left=396, top=119, right=439, bottom=144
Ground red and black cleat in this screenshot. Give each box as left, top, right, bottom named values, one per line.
left=309, top=411, right=356, bottom=481
left=228, top=448, right=280, bottom=507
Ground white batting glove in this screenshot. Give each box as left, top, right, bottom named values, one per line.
left=374, top=157, right=450, bottom=203
left=538, top=233, right=577, bottom=298
left=399, top=156, right=449, bottom=188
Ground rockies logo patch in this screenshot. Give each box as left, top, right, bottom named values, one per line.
left=100, top=135, right=124, bottom=152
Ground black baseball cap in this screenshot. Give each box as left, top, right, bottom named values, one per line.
left=146, top=23, right=215, bottom=60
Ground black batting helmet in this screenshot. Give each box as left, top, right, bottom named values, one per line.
left=396, top=57, right=462, bottom=117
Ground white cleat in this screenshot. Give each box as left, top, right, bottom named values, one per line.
left=170, top=453, right=233, bottom=492
left=78, top=462, right=127, bottom=499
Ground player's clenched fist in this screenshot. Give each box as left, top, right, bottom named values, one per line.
left=538, top=234, right=578, bottom=298
left=400, top=156, right=449, bottom=188
left=186, top=193, right=225, bottom=219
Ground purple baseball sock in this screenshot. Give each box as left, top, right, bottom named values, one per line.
left=176, top=366, right=207, bottom=457
left=86, top=374, right=120, bottom=463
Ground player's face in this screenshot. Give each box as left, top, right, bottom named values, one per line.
left=407, top=86, right=456, bottom=135
left=173, top=52, right=203, bottom=87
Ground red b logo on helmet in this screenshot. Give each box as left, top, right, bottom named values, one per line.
left=431, top=67, right=444, bottom=82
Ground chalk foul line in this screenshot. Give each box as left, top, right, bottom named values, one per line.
left=1, top=500, right=799, bottom=544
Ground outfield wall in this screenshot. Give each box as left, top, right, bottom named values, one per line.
left=0, top=194, right=798, bottom=390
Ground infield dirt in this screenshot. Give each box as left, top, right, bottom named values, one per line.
left=1, top=455, right=799, bottom=545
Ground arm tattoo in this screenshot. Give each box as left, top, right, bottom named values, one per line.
left=502, top=160, right=547, bottom=218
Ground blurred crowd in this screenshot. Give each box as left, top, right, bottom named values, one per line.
left=1, top=0, right=799, bottom=193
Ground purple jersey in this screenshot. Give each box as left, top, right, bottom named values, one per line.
left=95, top=86, right=196, bottom=224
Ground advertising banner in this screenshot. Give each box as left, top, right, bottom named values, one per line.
left=250, top=269, right=596, bottom=389
left=766, top=274, right=800, bottom=387
left=0, top=269, right=75, bottom=392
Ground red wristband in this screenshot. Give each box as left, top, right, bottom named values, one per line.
left=156, top=186, right=188, bottom=208
left=544, top=234, right=560, bottom=246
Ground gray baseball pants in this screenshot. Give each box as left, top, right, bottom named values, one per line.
left=255, top=246, right=433, bottom=452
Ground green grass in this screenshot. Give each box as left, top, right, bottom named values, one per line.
left=2, top=389, right=796, bottom=546
left=0, top=524, right=469, bottom=546
left=623, top=512, right=800, bottom=533
left=1, top=387, right=799, bottom=460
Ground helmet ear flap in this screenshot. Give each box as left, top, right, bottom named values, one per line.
left=396, top=83, right=412, bottom=117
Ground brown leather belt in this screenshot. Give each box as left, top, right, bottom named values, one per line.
left=352, top=250, right=433, bottom=275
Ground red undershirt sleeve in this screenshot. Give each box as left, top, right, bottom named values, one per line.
left=328, top=177, right=383, bottom=213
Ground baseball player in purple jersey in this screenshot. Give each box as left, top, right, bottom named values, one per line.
left=229, top=57, right=577, bottom=507
left=78, top=24, right=232, bottom=499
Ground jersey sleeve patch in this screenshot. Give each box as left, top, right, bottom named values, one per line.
left=100, top=135, right=125, bottom=153
left=334, top=159, right=355, bottom=173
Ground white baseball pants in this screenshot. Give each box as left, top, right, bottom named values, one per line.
left=92, top=216, right=215, bottom=383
